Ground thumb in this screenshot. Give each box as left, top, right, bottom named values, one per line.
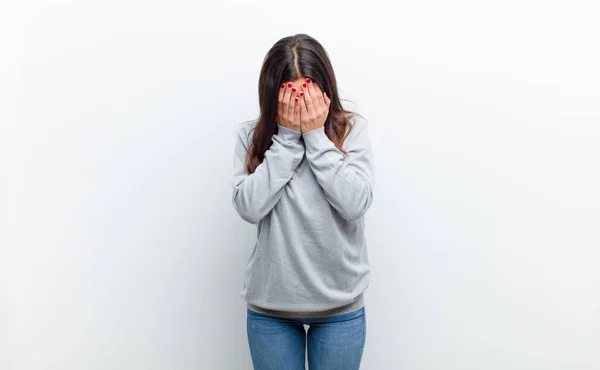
left=324, top=92, right=331, bottom=106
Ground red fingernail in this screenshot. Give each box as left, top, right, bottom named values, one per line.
left=295, top=97, right=299, bottom=102
left=281, top=83, right=285, bottom=89
left=306, top=78, right=311, bottom=83
left=299, top=91, right=304, bottom=96
left=292, top=87, right=297, bottom=92
left=302, top=83, right=307, bottom=88
left=287, top=83, right=292, bottom=88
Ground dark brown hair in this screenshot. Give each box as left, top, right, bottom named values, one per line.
left=246, top=34, right=359, bottom=174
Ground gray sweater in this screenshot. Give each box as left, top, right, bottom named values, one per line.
left=231, top=114, right=374, bottom=318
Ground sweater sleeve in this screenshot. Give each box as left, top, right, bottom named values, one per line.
left=232, top=123, right=305, bottom=224
left=302, top=115, right=375, bottom=222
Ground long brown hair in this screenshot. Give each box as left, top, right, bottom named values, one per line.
left=246, top=34, right=358, bottom=174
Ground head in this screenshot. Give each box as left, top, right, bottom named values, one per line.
left=246, top=33, right=358, bottom=174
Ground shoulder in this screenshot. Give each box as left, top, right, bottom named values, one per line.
left=238, top=118, right=258, bottom=135
left=235, top=119, right=259, bottom=144
left=345, top=112, right=368, bottom=132
left=345, top=113, right=370, bottom=138
left=340, top=113, right=371, bottom=152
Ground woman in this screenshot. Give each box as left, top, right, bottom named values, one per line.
left=231, top=33, right=374, bottom=370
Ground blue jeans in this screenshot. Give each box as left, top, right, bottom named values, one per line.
left=246, top=306, right=366, bottom=370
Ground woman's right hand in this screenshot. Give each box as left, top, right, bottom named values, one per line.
left=277, top=82, right=301, bottom=132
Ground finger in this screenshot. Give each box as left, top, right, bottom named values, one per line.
left=281, top=82, right=291, bottom=120
left=308, top=80, right=325, bottom=114
left=281, top=82, right=292, bottom=122
left=282, top=82, right=292, bottom=103
left=287, top=84, right=297, bottom=120
left=299, top=91, right=308, bottom=122
left=306, top=78, right=318, bottom=100
left=277, top=82, right=286, bottom=119
left=312, top=83, right=325, bottom=109
left=302, top=79, right=316, bottom=117
left=323, top=91, right=331, bottom=109
left=293, top=94, right=300, bottom=126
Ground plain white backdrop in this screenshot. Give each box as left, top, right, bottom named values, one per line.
left=2, top=0, right=599, bottom=369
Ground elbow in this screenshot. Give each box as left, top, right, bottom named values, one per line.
left=338, top=189, right=373, bottom=222
left=233, top=202, right=261, bottom=224
left=232, top=196, right=263, bottom=224
left=340, top=205, right=369, bottom=222
left=239, top=211, right=261, bottom=224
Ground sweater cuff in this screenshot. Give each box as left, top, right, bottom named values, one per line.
left=302, top=126, right=334, bottom=151
left=277, top=124, right=302, bottom=141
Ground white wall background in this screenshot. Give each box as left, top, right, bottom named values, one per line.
left=2, top=0, right=599, bottom=369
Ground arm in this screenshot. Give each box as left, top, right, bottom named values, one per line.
left=231, top=124, right=305, bottom=224
left=302, top=116, right=374, bottom=222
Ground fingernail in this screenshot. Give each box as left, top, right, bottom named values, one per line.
left=287, top=83, right=293, bottom=88
left=306, top=78, right=311, bottom=83
left=281, top=83, right=285, bottom=89
left=299, top=91, right=304, bottom=97
left=295, top=97, right=299, bottom=102
left=292, top=87, right=297, bottom=92
left=302, top=83, right=307, bottom=88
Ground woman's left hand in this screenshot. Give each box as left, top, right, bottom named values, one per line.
left=299, top=78, right=331, bottom=133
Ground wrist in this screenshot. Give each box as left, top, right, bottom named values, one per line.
left=301, top=124, right=325, bottom=134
